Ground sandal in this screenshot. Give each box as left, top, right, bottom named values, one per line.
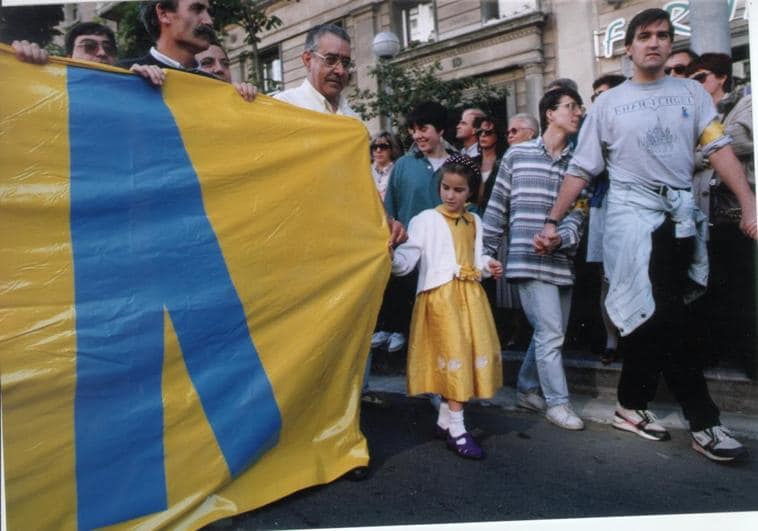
left=446, top=432, right=485, bottom=460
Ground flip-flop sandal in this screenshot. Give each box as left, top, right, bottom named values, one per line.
left=446, top=432, right=485, bottom=460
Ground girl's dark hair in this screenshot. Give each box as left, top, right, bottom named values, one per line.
left=439, top=154, right=482, bottom=201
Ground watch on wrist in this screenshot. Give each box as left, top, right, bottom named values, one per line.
left=544, top=217, right=559, bottom=226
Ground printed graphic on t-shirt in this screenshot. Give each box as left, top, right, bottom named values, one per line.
left=638, top=117, right=676, bottom=155
left=613, top=94, right=695, bottom=115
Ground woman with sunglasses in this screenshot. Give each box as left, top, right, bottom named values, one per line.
left=370, top=132, right=403, bottom=201
left=687, top=53, right=755, bottom=371
left=472, top=116, right=505, bottom=211
left=370, top=132, right=410, bottom=355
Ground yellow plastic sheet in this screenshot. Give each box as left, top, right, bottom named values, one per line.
left=0, top=45, right=390, bottom=530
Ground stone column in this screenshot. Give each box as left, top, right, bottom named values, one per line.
left=524, top=62, right=544, bottom=121
left=689, top=0, right=731, bottom=55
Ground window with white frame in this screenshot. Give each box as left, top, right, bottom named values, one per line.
left=259, top=47, right=282, bottom=94
left=393, top=1, right=436, bottom=48
left=482, top=0, right=538, bottom=23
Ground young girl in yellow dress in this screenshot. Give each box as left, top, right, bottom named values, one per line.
left=392, top=154, right=503, bottom=459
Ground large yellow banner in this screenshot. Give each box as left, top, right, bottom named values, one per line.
left=0, top=46, right=389, bottom=530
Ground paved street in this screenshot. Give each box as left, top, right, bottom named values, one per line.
left=207, top=387, right=758, bottom=530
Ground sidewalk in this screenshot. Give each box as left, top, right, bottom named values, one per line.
left=365, top=373, right=758, bottom=441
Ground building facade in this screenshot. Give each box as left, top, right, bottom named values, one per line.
left=221, top=0, right=749, bottom=133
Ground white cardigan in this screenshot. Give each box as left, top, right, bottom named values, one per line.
left=392, top=208, right=492, bottom=294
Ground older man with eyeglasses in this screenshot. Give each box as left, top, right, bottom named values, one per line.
left=506, top=113, right=539, bottom=147
left=275, top=23, right=358, bottom=117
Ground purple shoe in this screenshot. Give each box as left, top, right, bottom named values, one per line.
left=446, top=432, right=485, bottom=460
left=435, top=425, right=448, bottom=439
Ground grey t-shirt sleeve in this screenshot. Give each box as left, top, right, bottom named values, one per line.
left=566, top=104, right=607, bottom=181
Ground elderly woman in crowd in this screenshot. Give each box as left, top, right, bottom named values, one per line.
left=489, top=113, right=540, bottom=350
left=370, top=132, right=410, bottom=354
left=370, top=131, right=403, bottom=201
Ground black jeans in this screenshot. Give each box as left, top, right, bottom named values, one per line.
left=617, top=219, right=720, bottom=432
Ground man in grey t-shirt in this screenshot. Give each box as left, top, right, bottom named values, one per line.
left=539, top=8, right=756, bottom=463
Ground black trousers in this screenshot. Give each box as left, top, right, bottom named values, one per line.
left=374, top=271, right=417, bottom=336
left=617, top=219, right=720, bottom=432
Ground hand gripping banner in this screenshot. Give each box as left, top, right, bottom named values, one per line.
left=0, top=46, right=390, bottom=530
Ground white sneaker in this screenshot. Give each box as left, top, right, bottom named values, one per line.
left=612, top=404, right=670, bottom=441
left=546, top=404, right=584, bottom=430
left=691, top=425, right=748, bottom=462
left=516, top=391, right=547, bottom=413
left=371, top=331, right=391, bottom=349
left=387, top=332, right=406, bottom=352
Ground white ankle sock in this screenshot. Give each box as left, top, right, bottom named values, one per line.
left=437, top=401, right=450, bottom=430
left=448, top=409, right=466, bottom=438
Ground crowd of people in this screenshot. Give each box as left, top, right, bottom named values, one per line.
left=8, top=2, right=757, bottom=471
left=371, top=8, right=756, bottom=465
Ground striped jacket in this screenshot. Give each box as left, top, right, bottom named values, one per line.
left=482, top=137, right=586, bottom=286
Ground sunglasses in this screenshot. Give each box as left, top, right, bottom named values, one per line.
left=371, top=143, right=391, bottom=151
left=664, top=64, right=687, bottom=76
left=76, top=39, right=117, bottom=57
left=476, top=129, right=495, bottom=137
left=691, top=71, right=711, bottom=84
left=311, top=51, right=355, bottom=71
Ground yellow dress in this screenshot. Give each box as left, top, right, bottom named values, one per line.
left=406, top=206, right=503, bottom=402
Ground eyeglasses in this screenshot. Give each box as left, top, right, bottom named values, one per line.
left=371, top=143, right=391, bottom=151
left=75, top=39, right=117, bottom=57
left=554, top=101, right=585, bottom=114
left=311, top=51, right=355, bottom=71
left=476, top=129, right=496, bottom=137
left=664, top=64, right=687, bottom=76
left=691, top=71, right=711, bottom=84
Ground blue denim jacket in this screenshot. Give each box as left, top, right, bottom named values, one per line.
left=603, top=182, right=708, bottom=336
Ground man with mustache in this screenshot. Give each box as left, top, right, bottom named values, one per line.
left=120, top=1, right=213, bottom=71
left=274, top=23, right=358, bottom=118
left=274, top=23, right=405, bottom=245
left=119, top=1, right=254, bottom=100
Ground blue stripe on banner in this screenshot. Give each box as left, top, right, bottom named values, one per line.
left=68, top=66, right=281, bottom=530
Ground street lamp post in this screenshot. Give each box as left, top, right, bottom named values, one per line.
left=372, top=32, right=401, bottom=132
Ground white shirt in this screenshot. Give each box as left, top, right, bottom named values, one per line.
left=393, top=208, right=492, bottom=294
left=372, top=162, right=393, bottom=200
left=149, top=47, right=186, bottom=70
left=461, top=143, right=479, bottom=158
left=274, top=78, right=360, bottom=119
